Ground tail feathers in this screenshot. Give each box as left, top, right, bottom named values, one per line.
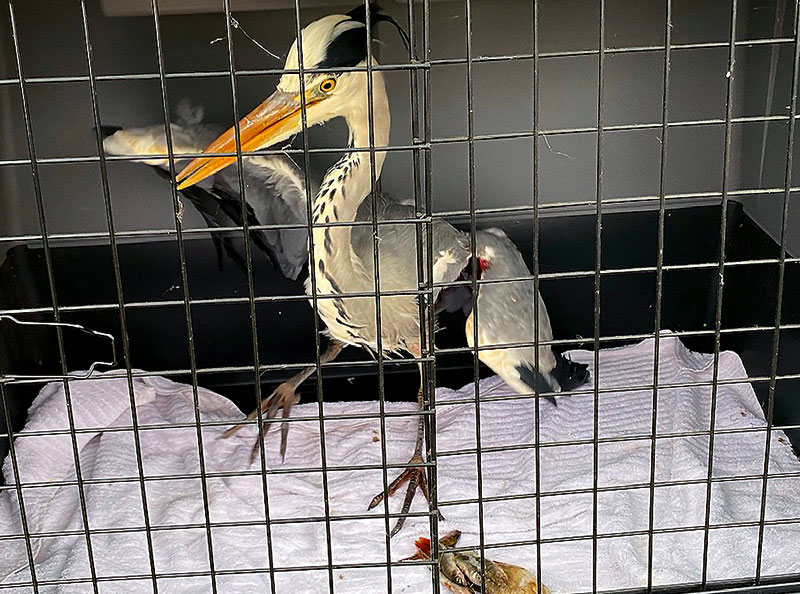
left=179, top=184, right=250, bottom=273
left=92, top=125, right=122, bottom=138
left=515, top=364, right=559, bottom=405
left=95, top=125, right=123, bottom=139
left=147, top=166, right=276, bottom=274
left=208, top=183, right=288, bottom=275
left=551, top=352, right=590, bottom=392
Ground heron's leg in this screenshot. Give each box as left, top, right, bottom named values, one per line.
left=368, top=361, right=443, bottom=537
left=223, top=339, right=345, bottom=462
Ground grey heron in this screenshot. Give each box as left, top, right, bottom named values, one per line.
left=174, top=4, right=588, bottom=535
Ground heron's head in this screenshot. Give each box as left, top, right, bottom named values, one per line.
left=177, top=3, right=408, bottom=189
left=474, top=228, right=511, bottom=272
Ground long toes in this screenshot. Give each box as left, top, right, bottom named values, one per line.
left=368, top=473, right=405, bottom=510
left=389, top=474, right=422, bottom=538
left=249, top=413, right=280, bottom=464
left=389, top=516, right=407, bottom=538
left=249, top=438, right=262, bottom=465
left=278, top=392, right=300, bottom=461
left=368, top=464, right=432, bottom=537
left=262, top=385, right=294, bottom=431
left=222, top=424, right=244, bottom=439
left=279, top=422, right=290, bottom=462
left=222, top=384, right=290, bottom=440
left=418, top=472, right=430, bottom=502
left=368, top=490, right=388, bottom=510
left=245, top=384, right=300, bottom=462
left=370, top=471, right=409, bottom=509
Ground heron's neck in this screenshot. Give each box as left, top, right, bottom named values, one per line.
left=314, top=74, right=390, bottom=221
left=310, top=69, right=390, bottom=288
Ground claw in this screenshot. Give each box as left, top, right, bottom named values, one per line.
left=222, top=422, right=245, bottom=439
left=248, top=398, right=284, bottom=464
left=224, top=381, right=300, bottom=463
left=249, top=436, right=262, bottom=465
left=280, top=391, right=300, bottom=461
left=368, top=455, right=444, bottom=537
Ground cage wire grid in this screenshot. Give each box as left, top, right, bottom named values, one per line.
left=0, top=0, right=798, bottom=593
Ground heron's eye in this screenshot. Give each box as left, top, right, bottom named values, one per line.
left=319, top=78, right=337, bottom=94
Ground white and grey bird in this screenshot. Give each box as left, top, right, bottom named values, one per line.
left=176, top=5, right=467, bottom=536
left=175, top=4, right=586, bottom=535
left=468, top=228, right=589, bottom=402
left=102, top=99, right=309, bottom=280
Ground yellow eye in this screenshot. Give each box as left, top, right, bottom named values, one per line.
left=319, top=77, right=337, bottom=94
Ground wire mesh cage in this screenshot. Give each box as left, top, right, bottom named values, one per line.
left=1, top=0, right=799, bottom=593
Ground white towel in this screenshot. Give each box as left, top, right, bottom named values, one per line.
left=2, top=334, right=799, bottom=593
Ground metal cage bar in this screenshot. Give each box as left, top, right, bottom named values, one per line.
left=6, top=3, right=101, bottom=591
left=464, top=1, right=489, bottom=593
left=0, top=33, right=796, bottom=88
left=361, top=2, right=402, bottom=588
left=217, top=2, right=280, bottom=591
left=5, top=327, right=800, bottom=394
left=754, top=0, right=800, bottom=583
left=420, top=0, right=444, bottom=588
left=6, top=111, right=800, bottom=169
left=149, top=1, right=220, bottom=591
left=700, top=1, right=739, bottom=586
left=1, top=1, right=799, bottom=593
left=531, top=0, right=546, bottom=592
left=412, top=0, right=445, bottom=588
left=78, top=3, right=161, bottom=592
left=287, top=3, right=337, bottom=594
left=591, top=0, right=606, bottom=590
left=644, top=0, right=673, bottom=589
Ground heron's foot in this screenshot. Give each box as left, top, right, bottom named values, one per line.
left=367, top=454, right=444, bottom=538
left=222, top=381, right=300, bottom=464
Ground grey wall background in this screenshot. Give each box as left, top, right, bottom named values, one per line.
left=0, top=0, right=798, bottom=255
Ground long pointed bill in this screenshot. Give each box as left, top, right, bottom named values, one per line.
left=175, top=89, right=317, bottom=190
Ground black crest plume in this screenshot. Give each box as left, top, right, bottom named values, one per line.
left=318, top=2, right=410, bottom=69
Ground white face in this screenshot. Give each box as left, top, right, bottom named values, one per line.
left=278, top=14, right=362, bottom=93
left=175, top=12, right=384, bottom=190
left=286, top=70, right=371, bottom=132
left=274, top=14, right=375, bottom=130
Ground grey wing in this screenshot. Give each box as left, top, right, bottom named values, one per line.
left=241, top=155, right=312, bottom=224
left=470, top=229, right=558, bottom=393
left=353, top=195, right=470, bottom=296
left=475, top=229, right=554, bottom=344
left=478, top=269, right=555, bottom=347
left=103, top=120, right=313, bottom=280
left=430, top=219, right=471, bottom=298
left=102, top=122, right=221, bottom=174
left=216, top=155, right=313, bottom=280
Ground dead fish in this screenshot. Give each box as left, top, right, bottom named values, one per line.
left=403, top=530, right=551, bottom=594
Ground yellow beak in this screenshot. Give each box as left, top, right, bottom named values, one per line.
left=175, top=89, right=320, bottom=190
